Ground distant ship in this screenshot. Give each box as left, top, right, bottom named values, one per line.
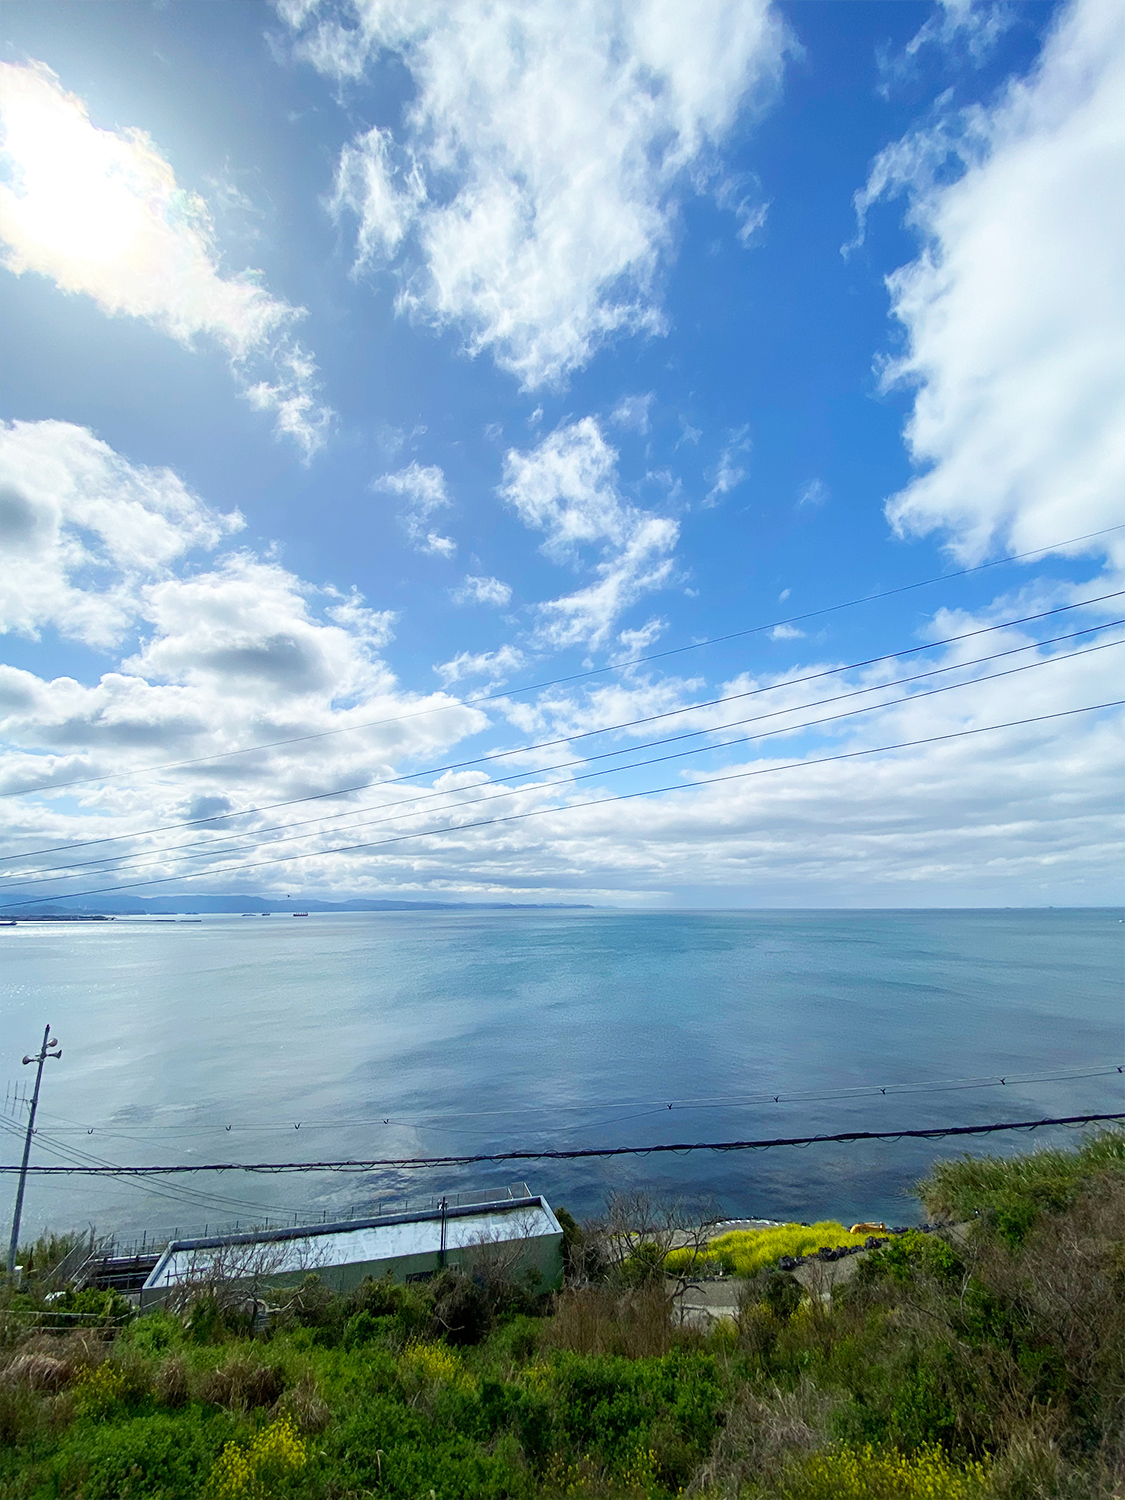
left=292, top=911, right=309, bottom=917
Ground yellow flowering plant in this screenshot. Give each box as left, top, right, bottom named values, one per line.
left=207, top=1414, right=307, bottom=1499
left=666, top=1221, right=886, bottom=1278
left=778, top=1443, right=991, bottom=1500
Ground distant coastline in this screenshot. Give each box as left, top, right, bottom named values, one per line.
left=1, top=893, right=598, bottom=918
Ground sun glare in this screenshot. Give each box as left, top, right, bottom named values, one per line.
left=0, top=60, right=285, bottom=356
left=0, top=62, right=167, bottom=276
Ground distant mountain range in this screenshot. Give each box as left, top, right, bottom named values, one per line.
left=2, top=893, right=596, bottom=917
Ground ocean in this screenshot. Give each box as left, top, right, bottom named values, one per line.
left=2, top=908, right=1122, bottom=1244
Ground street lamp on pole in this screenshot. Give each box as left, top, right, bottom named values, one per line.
left=6, top=1024, right=62, bottom=1277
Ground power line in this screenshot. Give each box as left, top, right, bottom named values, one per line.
left=27, top=1064, right=1123, bottom=1138
left=0, top=1114, right=298, bottom=1221
left=1, top=697, right=1120, bottom=910
left=6, top=521, right=1121, bottom=802
left=2, top=1113, right=1122, bottom=1173
left=6, top=592, right=1122, bottom=867
left=14, top=622, right=1124, bottom=881
left=7, top=633, right=1120, bottom=890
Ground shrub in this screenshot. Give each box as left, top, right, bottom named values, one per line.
left=545, top=1282, right=673, bottom=1358
left=490, top=1313, right=540, bottom=1365
left=0, top=1378, right=43, bottom=1448
left=547, top=1347, right=725, bottom=1474
left=918, top=1128, right=1125, bottom=1244
left=185, top=1291, right=229, bottom=1345
left=858, top=1231, right=964, bottom=1288
left=555, top=1206, right=584, bottom=1279
left=277, top=1274, right=345, bottom=1342
left=429, top=1269, right=491, bottom=1346
left=15, top=1230, right=87, bottom=1285
left=345, top=1272, right=411, bottom=1318
left=126, top=1310, right=182, bottom=1357
left=620, top=1239, right=669, bottom=1287
left=342, top=1308, right=381, bottom=1348
left=39, top=1285, right=134, bottom=1331
left=752, top=1267, right=806, bottom=1320
left=58, top=1408, right=235, bottom=1500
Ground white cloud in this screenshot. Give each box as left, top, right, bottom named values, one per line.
left=0, top=419, right=242, bottom=649
left=714, top=173, right=771, bottom=245
left=373, top=461, right=456, bottom=558
left=288, top=0, right=789, bottom=387
left=499, top=418, right=679, bottom=648
left=704, top=425, right=751, bottom=505
left=0, top=430, right=493, bottom=885
left=451, top=575, right=512, bottom=607
left=904, top=0, right=1014, bottom=67
left=124, top=555, right=394, bottom=701
left=446, top=605, right=1123, bottom=905
left=769, top=623, right=805, bottom=641
left=0, top=60, right=332, bottom=456
left=610, top=393, right=655, bottom=434
left=613, top=618, right=668, bottom=660
left=858, top=0, right=1125, bottom=569
left=433, top=645, right=525, bottom=687
left=4, top=492, right=1120, bottom=904
left=797, top=478, right=828, bottom=508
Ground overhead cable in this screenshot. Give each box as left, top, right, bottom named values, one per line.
left=5, top=592, right=1122, bottom=866
left=1, top=697, right=1120, bottom=910
left=7, top=633, right=1120, bottom=889
left=2, top=1113, right=1122, bottom=1174
left=28, top=1063, right=1124, bottom=1138
left=3, top=525, right=1122, bottom=801
left=0, top=1115, right=297, bottom=1219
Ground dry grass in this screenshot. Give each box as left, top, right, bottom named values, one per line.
left=687, top=1379, right=835, bottom=1497
left=275, top=1370, right=331, bottom=1435
left=196, top=1353, right=286, bottom=1411
left=544, top=1282, right=676, bottom=1359
left=153, top=1353, right=189, bottom=1407
left=976, top=1170, right=1125, bottom=1403
left=0, top=1327, right=106, bottom=1386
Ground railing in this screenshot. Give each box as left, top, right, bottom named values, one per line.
left=93, top=1183, right=536, bottom=1259
left=42, top=1230, right=99, bottom=1288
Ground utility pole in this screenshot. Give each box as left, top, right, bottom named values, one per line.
left=6, top=1024, right=62, bottom=1277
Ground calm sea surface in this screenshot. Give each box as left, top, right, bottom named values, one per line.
left=2, top=909, right=1122, bottom=1243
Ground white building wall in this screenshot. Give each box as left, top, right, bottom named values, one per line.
left=140, top=1195, right=564, bottom=1310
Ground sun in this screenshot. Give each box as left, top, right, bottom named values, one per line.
left=0, top=62, right=158, bottom=276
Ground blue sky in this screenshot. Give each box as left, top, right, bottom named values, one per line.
left=0, top=0, right=1122, bottom=908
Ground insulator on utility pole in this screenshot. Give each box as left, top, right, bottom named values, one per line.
left=6, top=1024, right=63, bottom=1278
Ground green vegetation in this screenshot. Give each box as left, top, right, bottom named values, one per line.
left=1, top=1128, right=1123, bottom=1498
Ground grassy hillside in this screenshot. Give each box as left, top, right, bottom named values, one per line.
left=1, top=1128, right=1123, bottom=1499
